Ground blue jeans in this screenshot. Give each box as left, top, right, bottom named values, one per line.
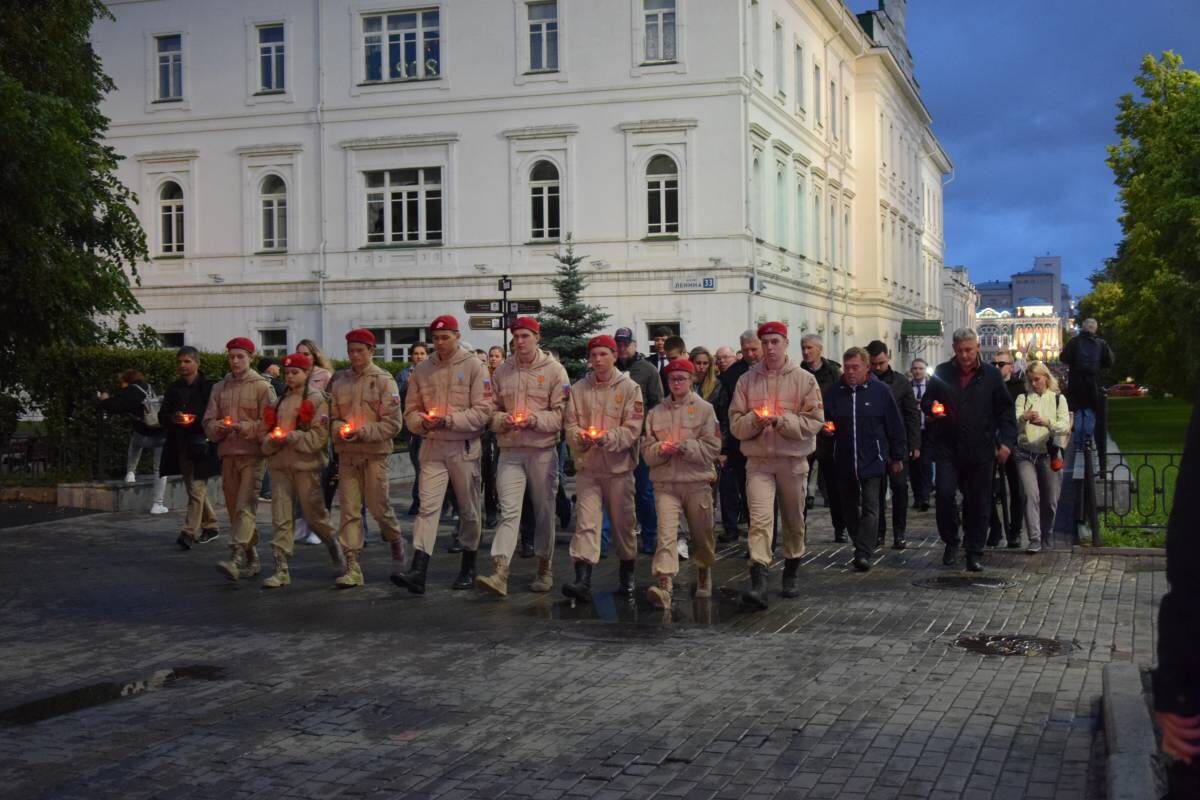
left=1066, top=409, right=1096, bottom=473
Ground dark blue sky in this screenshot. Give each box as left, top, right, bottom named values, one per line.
left=860, top=0, right=1196, bottom=297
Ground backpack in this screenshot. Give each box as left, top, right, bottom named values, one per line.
left=1073, top=336, right=1103, bottom=374
left=135, top=384, right=163, bottom=428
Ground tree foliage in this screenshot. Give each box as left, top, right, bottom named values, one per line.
left=1089, top=51, right=1200, bottom=395
left=538, top=237, right=610, bottom=379
left=0, top=0, right=149, bottom=391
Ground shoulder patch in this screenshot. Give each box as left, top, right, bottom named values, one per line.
left=634, top=400, right=644, bottom=415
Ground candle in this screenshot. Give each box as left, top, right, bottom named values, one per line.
left=339, top=423, right=353, bottom=438
left=823, top=421, right=836, bottom=434
left=754, top=406, right=773, bottom=418
left=179, top=413, right=195, bottom=425
left=931, top=401, right=946, bottom=417
left=512, top=412, right=526, bottom=424
left=423, top=407, right=440, bottom=420
left=222, top=416, right=233, bottom=426
left=269, top=427, right=286, bottom=440
left=586, top=425, right=601, bottom=439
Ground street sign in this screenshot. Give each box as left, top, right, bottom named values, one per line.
left=464, top=299, right=504, bottom=314
left=498, top=277, right=513, bottom=292
left=469, top=316, right=505, bottom=330
left=507, top=299, right=542, bottom=314
left=670, top=276, right=717, bottom=292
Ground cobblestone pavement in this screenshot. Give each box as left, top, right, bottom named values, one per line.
left=0, top=483, right=1164, bottom=799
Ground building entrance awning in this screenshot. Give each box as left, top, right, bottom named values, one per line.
left=900, top=319, right=943, bottom=337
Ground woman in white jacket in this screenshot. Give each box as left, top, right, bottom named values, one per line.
left=1014, top=361, right=1071, bottom=553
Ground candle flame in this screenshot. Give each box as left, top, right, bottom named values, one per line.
left=823, top=421, right=836, bottom=433
left=339, top=423, right=353, bottom=437
left=755, top=406, right=772, bottom=418
left=931, top=401, right=945, bottom=416
left=270, top=427, right=286, bottom=440
left=180, top=413, right=195, bottom=425
left=586, top=425, right=600, bottom=438
left=222, top=416, right=233, bottom=426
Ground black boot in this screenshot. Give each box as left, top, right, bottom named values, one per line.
left=562, top=560, right=592, bottom=602
left=452, top=549, right=477, bottom=589
left=833, top=530, right=848, bottom=543
left=892, top=534, right=908, bottom=550
left=391, top=550, right=430, bottom=595
left=965, top=553, right=984, bottom=572
left=942, top=543, right=958, bottom=566
left=741, top=563, right=769, bottom=610
left=781, top=558, right=801, bottom=598
left=617, top=559, right=636, bottom=598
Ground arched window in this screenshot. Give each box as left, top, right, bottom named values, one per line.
left=158, top=181, right=184, bottom=255
left=260, top=175, right=287, bottom=251
left=529, top=160, right=560, bottom=241
left=646, top=155, right=678, bottom=235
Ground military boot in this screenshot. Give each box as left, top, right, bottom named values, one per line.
left=241, top=545, right=262, bottom=579
left=452, top=549, right=477, bottom=590
left=617, top=559, right=636, bottom=598
left=392, top=550, right=429, bottom=594
left=215, top=544, right=245, bottom=582
left=561, top=560, right=592, bottom=603
left=475, top=556, right=510, bottom=597
left=781, top=558, right=801, bottom=598
left=741, top=563, right=769, bottom=610
left=335, top=550, right=364, bottom=589
left=646, top=575, right=673, bottom=609
left=695, top=566, right=712, bottom=598
left=262, top=548, right=290, bottom=589
left=529, top=557, right=554, bottom=593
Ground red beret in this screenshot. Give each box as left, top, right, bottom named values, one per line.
left=225, top=337, right=255, bottom=354
left=664, top=358, right=695, bottom=375
left=510, top=315, right=540, bottom=335
left=430, top=314, right=459, bottom=332
left=757, top=321, right=788, bottom=340
left=281, top=352, right=312, bottom=371
left=345, top=328, right=376, bottom=347
left=587, top=335, right=618, bottom=353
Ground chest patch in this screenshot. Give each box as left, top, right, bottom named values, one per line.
left=537, top=375, right=545, bottom=384
left=615, top=394, right=622, bottom=404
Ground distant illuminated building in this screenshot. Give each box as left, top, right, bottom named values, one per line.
left=976, top=298, right=1062, bottom=363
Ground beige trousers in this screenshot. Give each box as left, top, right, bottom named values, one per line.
left=491, top=447, right=558, bottom=561
left=179, top=452, right=217, bottom=535
left=746, top=456, right=808, bottom=566
left=412, top=437, right=482, bottom=555
left=269, top=467, right=335, bottom=555
left=652, top=481, right=716, bottom=576
left=337, top=456, right=402, bottom=555
left=570, top=470, right=635, bottom=565
left=221, top=455, right=264, bottom=547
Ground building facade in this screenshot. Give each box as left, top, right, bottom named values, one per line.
left=937, top=264, right=978, bottom=361
left=92, top=0, right=951, bottom=361
left=976, top=300, right=1063, bottom=365
left=976, top=255, right=1073, bottom=323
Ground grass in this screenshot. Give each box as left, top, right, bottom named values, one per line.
left=1099, top=396, right=1190, bottom=547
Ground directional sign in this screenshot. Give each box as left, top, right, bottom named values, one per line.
left=465, top=299, right=504, bottom=314
left=507, top=299, right=542, bottom=314
left=469, top=316, right=505, bottom=330
left=498, top=277, right=513, bottom=292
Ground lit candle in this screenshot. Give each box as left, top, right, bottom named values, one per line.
left=823, top=421, right=836, bottom=434
left=586, top=425, right=601, bottom=439
left=179, top=413, right=195, bottom=425
left=269, top=427, right=286, bottom=440
left=222, top=416, right=233, bottom=426
left=339, top=423, right=353, bottom=438
left=512, top=411, right=526, bottom=424
left=931, top=401, right=946, bottom=417
left=423, top=407, right=440, bottom=420
left=755, top=406, right=773, bottom=418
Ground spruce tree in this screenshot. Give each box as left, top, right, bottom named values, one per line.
left=538, top=236, right=609, bottom=378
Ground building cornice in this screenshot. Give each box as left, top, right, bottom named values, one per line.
left=234, top=143, right=304, bottom=157
left=135, top=149, right=199, bottom=163
left=617, top=118, right=699, bottom=134
left=339, top=132, right=460, bottom=150
left=501, top=124, right=579, bottom=140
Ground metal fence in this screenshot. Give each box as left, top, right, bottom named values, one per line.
left=1100, top=450, right=1181, bottom=531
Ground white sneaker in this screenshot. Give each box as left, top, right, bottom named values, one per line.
left=294, top=519, right=310, bottom=543
left=124, top=471, right=136, bottom=484
left=303, top=531, right=321, bottom=545
left=150, top=503, right=169, bottom=515
left=677, top=539, right=690, bottom=560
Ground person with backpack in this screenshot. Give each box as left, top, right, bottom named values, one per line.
left=1059, top=318, right=1115, bottom=455
left=1013, top=361, right=1072, bottom=553
left=98, top=369, right=169, bottom=514
left=159, top=346, right=221, bottom=549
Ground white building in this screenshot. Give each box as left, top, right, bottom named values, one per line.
left=976, top=300, right=1063, bottom=364
left=938, top=264, right=978, bottom=360
left=92, top=0, right=952, bottom=362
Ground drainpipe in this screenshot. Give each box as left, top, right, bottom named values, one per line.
left=742, top=1, right=755, bottom=330
left=314, top=0, right=328, bottom=343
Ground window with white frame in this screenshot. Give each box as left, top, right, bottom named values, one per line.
left=362, top=9, right=440, bottom=83
left=364, top=168, right=442, bottom=244
left=813, top=64, right=822, bottom=125
left=775, top=166, right=786, bottom=249
left=367, top=327, right=426, bottom=361
left=155, top=34, right=183, bottom=101
left=773, top=20, right=784, bottom=95
left=159, top=332, right=185, bottom=349
left=260, top=329, right=288, bottom=358
left=527, top=1, right=558, bottom=72
left=812, top=192, right=821, bottom=261
left=158, top=181, right=185, bottom=255
left=257, top=24, right=285, bottom=92
left=643, top=0, right=676, bottom=63
left=259, top=175, right=287, bottom=251
left=830, top=79, right=838, bottom=139
left=645, top=154, right=679, bottom=235
left=795, top=175, right=806, bottom=255
left=793, top=44, right=804, bottom=112
left=529, top=160, right=561, bottom=241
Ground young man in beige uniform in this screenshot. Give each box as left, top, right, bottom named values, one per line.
left=328, top=328, right=406, bottom=589
left=476, top=316, right=569, bottom=597
left=561, top=335, right=644, bottom=602
left=204, top=337, right=277, bottom=581
left=395, top=314, right=495, bottom=594
left=729, top=321, right=825, bottom=609
left=641, top=358, right=722, bottom=607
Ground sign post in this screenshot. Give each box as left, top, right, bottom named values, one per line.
left=498, top=275, right=512, bottom=355
left=464, top=277, right=537, bottom=357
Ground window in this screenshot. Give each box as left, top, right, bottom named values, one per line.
left=364, top=168, right=442, bottom=244
left=773, top=20, right=784, bottom=94
left=643, top=0, right=676, bottom=63
left=367, top=327, right=426, bottom=361
left=528, top=2, right=558, bottom=72
left=159, top=332, right=185, bottom=349
left=363, top=9, right=440, bottom=83
left=775, top=167, right=786, bottom=248
left=813, top=64, right=822, bottom=125
left=257, top=24, right=285, bottom=92
left=260, top=329, right=288, bottom=358
left=158, top=181, right=184, bottom=255
left=646, top=155, right=679, bottom=235
left=830, top=80, right=838, bottom=138
left=795, top=175, right=806, bottom=255
left=529, top=160, right=561, bottom=241
left=156, top=34, right=183, bottom=101
left=259, top=175, right=287, bottom=251
left=793, top=44, right=804, bottom=112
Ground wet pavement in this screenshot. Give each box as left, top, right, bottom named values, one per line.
left=0, top=482, right=1164, bottom=799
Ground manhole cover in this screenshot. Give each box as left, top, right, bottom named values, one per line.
left=951, top=634, right=1072, bottom=657
left=914, top=576, right=1016, bottom=590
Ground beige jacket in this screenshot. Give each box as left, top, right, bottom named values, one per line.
left=403, top=344, right=495, bottom=441
left=729, top=357, right=825, bottom=460
left=202, top=369, right=276, bottom=458
left=564, top=369, right=644, bottom=474
left=641, top=393, right=722, bottom=484
left=328, top=362, right=402, bottom=459
left=1015, top=389, right=1071, bottom=454
left=488, top=349, right=570, bottom=449
left=262, top=388, right=331, bottom=472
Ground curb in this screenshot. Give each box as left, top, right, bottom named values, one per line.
left=1073, top=546, right=1166, bottom=557
left=1103, top=662, right=1159, bottom=800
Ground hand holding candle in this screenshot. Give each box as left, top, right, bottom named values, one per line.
left=221, top=415, right=233, bottom=427
left=931, top=400, right=946, bottom=417
left=510, top=411, right=528, bottom=428
left=753, top=404, right=776, bottom=427
left=269, top=426, right=287, bottom=441
left=339, top=422, right=355, bottom=440
left=177, top=412, right=195, bottom=426
left=822, top=420, right=836, bottom=434
left=660, top=440, right=678, bottom=456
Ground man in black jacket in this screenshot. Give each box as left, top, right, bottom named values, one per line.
left=801, top=334, right=846, bottom=541
left=1059, top=318, right=1115, bottom=459
left=615, top=327, right=664, bottom=554
left=921, top=328, right=1018, bottom=572
left=716, top=329, right=760, bottom=542
left=867, top=341, right=920, bottom=550
left=159, top=346, right=221, bottom=550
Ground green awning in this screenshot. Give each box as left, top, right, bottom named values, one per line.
left=900, top=319, right=943, bottom=337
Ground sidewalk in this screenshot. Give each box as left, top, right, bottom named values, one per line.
left=0, top=481, right=1161, bottom=799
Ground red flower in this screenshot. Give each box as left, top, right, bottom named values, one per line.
left=263, top=406, right=277, bottom=428
left=298, top=400, right=316, bottom=425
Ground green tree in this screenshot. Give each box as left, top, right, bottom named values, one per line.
left=538, top=236, right=609, bottom=378
left=0, top=0, right=149, bottom=395
left=1095, top=51, right=1200, bottom=395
